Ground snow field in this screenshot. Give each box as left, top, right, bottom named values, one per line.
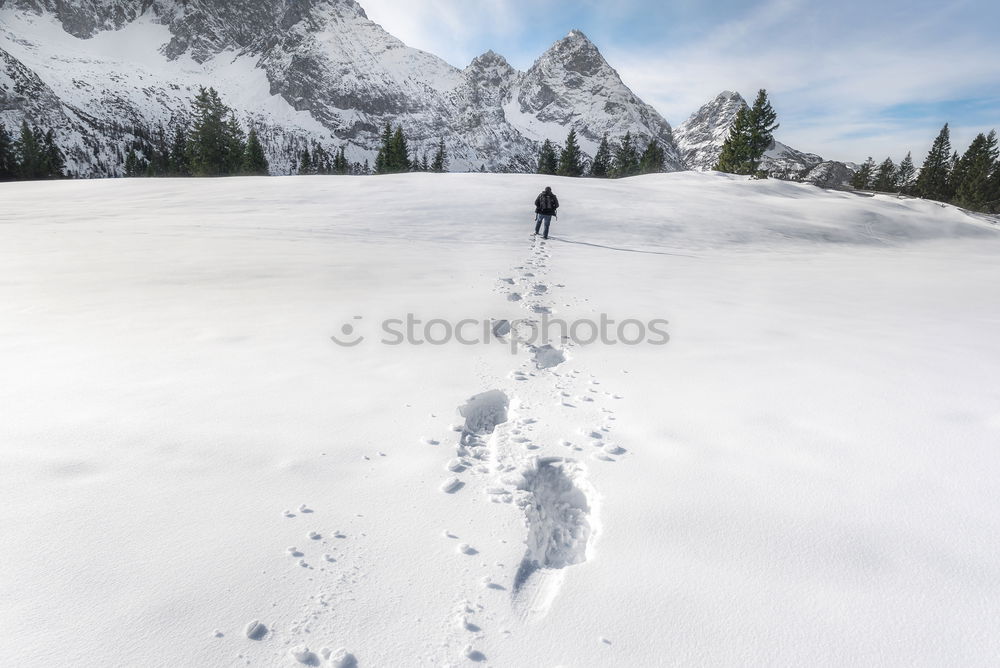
left=1, top=172, right=999, bottom=666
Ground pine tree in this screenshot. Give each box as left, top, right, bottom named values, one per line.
left=590, top=134, right=611, bottom=178
left=537, top=139, right=558, bottom=175
left=872, top=157, right=897, bottom=192
left=989, top=149, right=1000, bottom=212
left=374, top=123, right=392, bottom=174
left=953, top=131, right=998, bottom=211
left=187, top=87, right=225, bottom=175
left=148, top=124, right=170, bottom=176
left=375, top=125, right=410, bottom=174
left=14, top=122, right=46, bottom=180
left=715, top=90, right=779, bottom=177
left=40, top=129, right=65, bottom=178
left=896, top=152, right=916, bottom=193
left=241, top=128, right=269, bottom=176
left=0, top=122, right=15, bottom=180
left=745, top=89, right=779, bottom=176
left=334, top=147, right=349, bottom=175
left=557, top=129, right=584, bottom=177
left=945, top=150, right=961, bottom=201
left=915, top=123, right=953, bottom=201
left=639, top=139, right=666, bottom=174
left=298, top=147, right=313, bottom=175
left=186, top=87, right=246, bottom=176
left=431, top=139, right=448, bottom=173
left=389, top=126, right=410, bottom=173
left=312, top=145, right=330, bottom=174
left=170, top=125, right=190, bottom=176
left=124, top=148, right=139, bottom=177
left=851, top=157, right=876, bottom=190
left=714, top=107, right=752, bottom=174
left=612, top=132, right=640, bottom=178
left=224, top=116, right=246, bottom=174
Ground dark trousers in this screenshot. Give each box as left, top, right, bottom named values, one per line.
left=534, top=214, right=552, bottom=238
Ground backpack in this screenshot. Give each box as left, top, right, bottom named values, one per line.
left=539, top=193, right=556, bottom=211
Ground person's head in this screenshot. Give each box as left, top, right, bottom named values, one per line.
left=544, top=186, right=552, bottom=193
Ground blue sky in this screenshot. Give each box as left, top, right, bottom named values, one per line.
left=361, top=0, right=1000, bottom=163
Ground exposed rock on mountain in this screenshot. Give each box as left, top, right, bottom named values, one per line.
left=510, top=30, right=684, bottom=170
left=672, top=90, right=746, bottom=171
left=675, top=90, right=853, bottom=186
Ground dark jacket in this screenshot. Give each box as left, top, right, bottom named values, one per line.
left=534, top=190, right=560, bottom=216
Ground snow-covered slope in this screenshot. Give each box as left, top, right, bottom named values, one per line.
left=0, top=0, right=685, bottom=175
left=675, top=90, right=852, bottom=186
left=2, top=173, right=1000, bottom=666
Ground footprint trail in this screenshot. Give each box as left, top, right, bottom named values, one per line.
left=433, top=237, right=627, bottom=663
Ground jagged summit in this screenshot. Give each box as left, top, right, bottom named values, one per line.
left=466, top=49, right=513, bottom=71
left=535, top=28, right=609, bottom=77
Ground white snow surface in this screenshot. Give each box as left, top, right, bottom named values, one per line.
left=2, top=172, right=1000, bottom=666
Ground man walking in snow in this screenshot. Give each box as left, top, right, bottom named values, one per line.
left=533, top=186, right=559, bottom=239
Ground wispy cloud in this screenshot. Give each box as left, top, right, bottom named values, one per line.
left=361, top=0, right=521, bottom=66
left=605, top=0, right=1000, bottom=161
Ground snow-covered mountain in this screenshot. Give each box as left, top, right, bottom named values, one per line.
left=675, top=90, right=852, bottom=186
left=0, top=0, right=684, bottom=175
left=1, top=0, right=841, bottom=180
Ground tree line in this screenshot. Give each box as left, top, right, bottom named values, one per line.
left=0, top=121, right=66, bottom=181
left=294, top=123, right=449, bottom=176
left=371, top=124, right=448, bottom=175
left=122, top=87, right=269, bottom=177
left=536, top=129, right=669, bottom=178
left=851, top=123, right=1000, bottom=213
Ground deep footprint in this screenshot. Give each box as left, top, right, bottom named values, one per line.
left=458, top=390, right=510, bottom=461
left=511, top=457, right=596, bottom=619
left=532, top=345, right=566, bottom=370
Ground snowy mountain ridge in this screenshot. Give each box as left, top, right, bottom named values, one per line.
left=1, top=0, right=841, bottom=181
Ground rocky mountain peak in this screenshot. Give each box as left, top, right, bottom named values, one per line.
left=278, top=0, right=367, bottom=30
left=715, top=90, right=743, bottom=102
left=466, top=49, right=514, bottom=74
left=460, top=48, right=517, bottom=108
left=536, top=28, right=608, bottom=78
